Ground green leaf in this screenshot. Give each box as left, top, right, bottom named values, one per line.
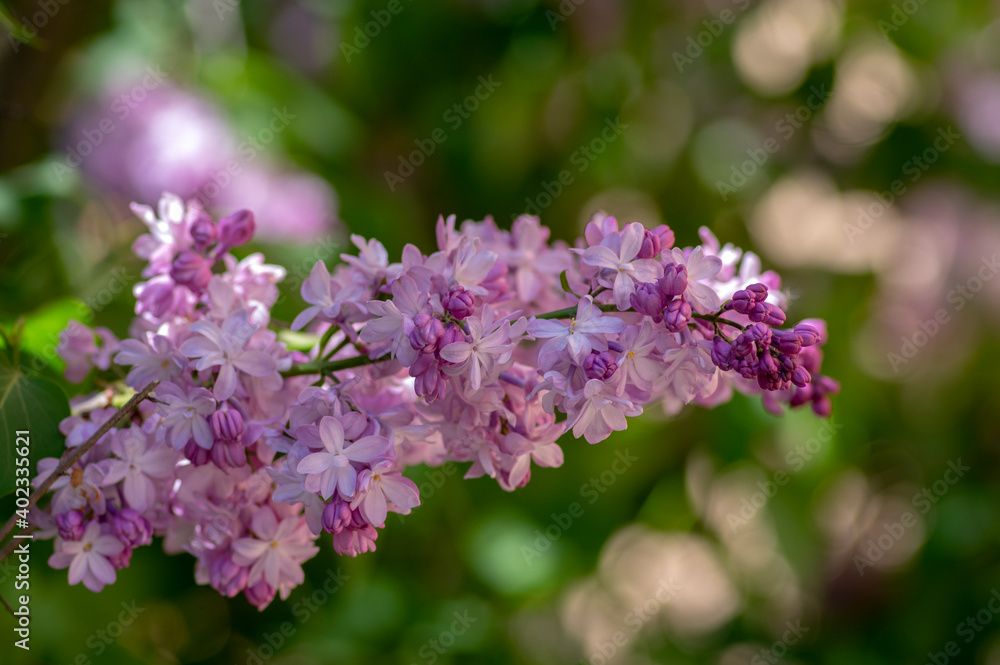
left=17, top=298, right=90, bottom=377
left=559, top=269, right=572, bottom=294
left=0, top=363, right=70, bottom=497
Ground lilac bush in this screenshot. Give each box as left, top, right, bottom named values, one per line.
left=30, top=193, right=837, bottom=610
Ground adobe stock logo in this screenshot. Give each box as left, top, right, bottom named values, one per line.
left=854, top=459, right=968, bottom=576
left=671, top=0, right=753, bottom=73
left=887, top=255, right=999, bottom=373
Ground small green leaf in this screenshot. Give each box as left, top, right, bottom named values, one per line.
left=0, top=363, right=70, bottom=497
left=559, top=270, right=572, bottom=294
left=17, top=298, right=90, bottom=376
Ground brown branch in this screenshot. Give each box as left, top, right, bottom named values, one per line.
left=0, top=381, right=158, bottom=546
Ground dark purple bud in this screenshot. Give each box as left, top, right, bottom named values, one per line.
left=56, top=510, right=86, bottom=540
left=637, top=229, right=661, bottom=259
left=760, top=303, right=786, bottom=327
left=583, top=351, right=618, bottom=380
left=812, top=395, right=832, bottom=417
left=409, top=312, right=445, bottom=354
left=657, top=264, right=688, bottom=298
left=662, top=298, right=692, bottom=332
left=436, top=324, right=465, bottom=360
left=244, top=579, right=276, bottom=608
left=183, top=439, right=211, bottom=466
left=792, top=366, right=811, bottom=388
left=112, top=507, right=153, bottom=548
left=772, top=330, right=802, bottom=355
left=711, top=337, right=733, bottom=370
left=794, top=324, right=820, bottom=347
left=218, top=209, right=255, bottom=248
left=322, top=499, right=354, bottom=534
left=730, top=289, right=754, bottom=314
left=189, top=212, right=217, bottom=249
left=210, top=439, right=247, bottom=471
left=211, top=407, right=244, bottom=443
left=732, top=333, right=755, bottom=359
left=108, top=547, right=133, bottom=571
left=747, top=301, right=768, bottom=323
left=444, top=287, right=475, bottom=319
left=746, top=283, right=769, bottom=302
left=759, top=351, right=779, bottom=375
left=170, top=250, right=212, bottom=291
left=629, top=282, right=666, bottom=319
left=210, top=555, right=248, bottom=597
left=757, top=373, right=784, bottom=391
left=410, top=355, right=448, bottom=402
left=737, top=356, right=760, bottom=379
left=745, top=322, right=772, bottom=345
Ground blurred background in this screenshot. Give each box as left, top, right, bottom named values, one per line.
left=2, top=0, right=1000, bottom=663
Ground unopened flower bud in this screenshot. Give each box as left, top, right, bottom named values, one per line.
left=710, top=337, right=733, bottom=370
left=409, top=312, right=444, bottom=354
left=652, top=224, right=675, bottom=251
left=218, top=209, right=255, bottom=248
left=211, top=407, right=244, bottom=442
left=772, top=330, right=802, bottom=355
left=662, top=298, right=692, bottom=332
left=760, top=303, right=786, bottom=327
left=322, top=499, right=354, bottom=534
left=56, top=510, right=86, bottom=540
left=210, top=439, right=247, bottom=471
left=437, top=324, right=465, bottom=360
left=170, top=250, right=212, bottom=291
left=792, top=366, right=811, bottom=388
left=637, top=229, right=661, bottom=259
left=657, top=264, right=688, bottom=298
left=189, top=213, right=217, bottom=249
left=630, top=282, right=666, bottom=319
left=794, top=324, right=820, bottom=347
left=112, top=507, right=153, bottom=548
left=746, top=283, right=768, bottom=301
left=210, top=555, right=248, bottom=598
left=444, top=287, right=475, bottom=319
left=183, top=439, right=211, bottom=466
left=583, top=351, right=618, bottom=380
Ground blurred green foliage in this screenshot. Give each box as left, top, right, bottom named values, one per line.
left=2, top=0, right=1000, bottom=664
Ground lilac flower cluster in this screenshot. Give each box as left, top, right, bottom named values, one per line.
left=37, top=194, right=837, bottom=610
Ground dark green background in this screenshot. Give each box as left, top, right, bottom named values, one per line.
left=1, top=0, right=999, bottom=663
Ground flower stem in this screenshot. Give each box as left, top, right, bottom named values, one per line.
left=691, top=311, right=746, bottom=332
left=533, top=302, right=620, bottom=320
left=282, top=353, right=391, bottom=377
left=282, top=302, right=623, bottom=377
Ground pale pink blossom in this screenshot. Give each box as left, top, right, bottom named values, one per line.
left=295, top=417, right=387, bottom=499
left=49, top=521, right=125, bottom=592
left=231, top=507, right=319, bottom=600
left=180, top=309, right=279, bottom=400
left=351, top=460, right=420, bottom=526
left=578, top=222, right=664, bottom=309
left=156, top=382, right=215, bottom=450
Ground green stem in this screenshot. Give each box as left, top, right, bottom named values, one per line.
left=317, top=324, right=339, bottom=358
left=284, top=301, right=623, bottom=377
left=691, top=311, right=745, bottom=332
left=322, top=335, right=352, bottom=361
left=283, top=303, right=750, bottom=378
left=282, top=353, right=391, bottom=377
left=534, top=302, right=620, bottom=320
